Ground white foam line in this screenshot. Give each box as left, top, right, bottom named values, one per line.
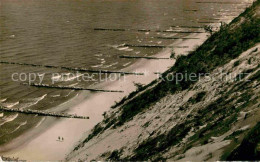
left=3, top=101, right=19, bottom=108
left=0, top=98, right=7, bottom=103
left=9, top=121, right=27, bottom=134
left=0, top=114, right=19, bottom=127
left=35, top=117, right=46, bottom=128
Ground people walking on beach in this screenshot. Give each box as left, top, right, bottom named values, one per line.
left=57, top=136, right=64, bottom=142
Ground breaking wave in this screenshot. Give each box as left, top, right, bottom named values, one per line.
left=0, top=113, right=19, bottom=126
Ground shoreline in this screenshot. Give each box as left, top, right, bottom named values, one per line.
left=0, top=33, right=208, bottom=160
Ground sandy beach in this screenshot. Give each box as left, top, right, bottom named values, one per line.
left=0, top=33, right=208, bottom=160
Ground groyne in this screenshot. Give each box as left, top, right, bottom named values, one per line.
left=156, top=37, right=200, bottom=40
left=94, top=28, right=204, bottom=33
left=24, top=83, right=124, bottom=93
left=119, top=55, right=170, bottom=60
left=0, top=106, right=89, bottom=119
left=121, top=44, right=189, bottom=48
left=0, top=61, right=144, bottom=75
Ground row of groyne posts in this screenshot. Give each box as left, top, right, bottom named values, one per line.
left=0, top=2, right=252, bottom=119
left=0, top=106, right=89, bottom=119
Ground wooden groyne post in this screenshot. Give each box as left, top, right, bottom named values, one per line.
left=121, top=44, right=189, bottom=49
left=0, top=106, right=90, bottom=119
left=195, top=2, right=251, bottom=4
left=119, top=55, right=170, bottom=60
left=171, top=25, right=203, bottom=28
left=23, top=83, right=124, bottom=93
left=156, top=37, right=200, bottom=40
left=0, top=61, right=144, bottom=75
left=94, top=28, right=205, bottom=33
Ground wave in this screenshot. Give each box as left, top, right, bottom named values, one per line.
left=2, top=101, right=19, bottom=108
left=0, top=98, right=7, bottom=103
left=101, top=60, right=106, bottom=64
left=123, top=62, right=132, bottom=67
left=51, top=74, right=62, bottom=80
left=94, top=54, right=103, bottom=57
left=19, top=94, right=47, bottom=109
left=97, top=58, right=105, bottom=61
left=51, top=94, right=61, bottom=97
left=9, top=121, right=27, bottom=134
left=64, top=90, right=74, bottom=97
left=0, top=113, right=19, bottom=126
left=91, top=64, right=103, bottom=68
left=91, top=58, right=106, bottom=68
left=68, top=83, right=79, bottom=87
left=34, top=94, right=47, bottom=103
left=118, top=47, right=134, bottom=51
left=35, top=117, right=46, bottom=128
left=64, top=73, right=84, bottom=81
left=103, top=62, right=118, bottom=68
left=110, top=43, right=134, bottom=51
left=27, top=94, right=47, bottom=105
left=52, top=73, right=74, bottom=82
left=109, top=43, right=125, bottom=49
